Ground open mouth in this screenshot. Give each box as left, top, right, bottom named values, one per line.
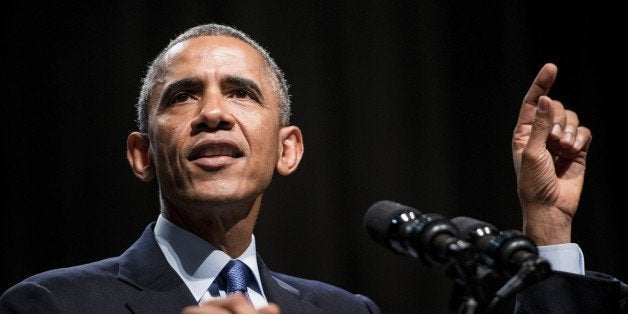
left=188, top=140, right=244, bottom=161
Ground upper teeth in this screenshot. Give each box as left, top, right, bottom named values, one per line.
left=198, top=145, right=236, bottom=157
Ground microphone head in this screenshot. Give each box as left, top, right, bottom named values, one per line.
left=364, top=200, right=422, bottom=251
left=450, top=216, right=497, bottom=240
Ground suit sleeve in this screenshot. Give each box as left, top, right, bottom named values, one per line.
left=0, top=282, right=63, bottom=314
left=515, top=270, right=628, bottom=313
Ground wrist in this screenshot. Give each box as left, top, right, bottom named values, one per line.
left=522, top=204, right=572, bottom=245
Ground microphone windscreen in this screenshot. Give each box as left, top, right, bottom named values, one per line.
left=450, top=216, right=497, bottom=238
left=364, top=200, right=421, bottom=247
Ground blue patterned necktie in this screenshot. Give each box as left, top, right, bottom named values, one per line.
left=221, top=260, right=251, bottom=300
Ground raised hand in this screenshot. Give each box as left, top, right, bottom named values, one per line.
left=512, top=63, right=592, bottom=245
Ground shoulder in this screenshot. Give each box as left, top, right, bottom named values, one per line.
left=16, top=257, right=120, bottom=288
left=0, top=257, right=128, bottom=313
left=3, top=223, right=158, bottom=298
left=271, top=272, right=381, bottom=314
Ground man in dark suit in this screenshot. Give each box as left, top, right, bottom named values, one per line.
left=0, top=23, right=378, bottom=314
left=0, top=23, right=625, bottom=313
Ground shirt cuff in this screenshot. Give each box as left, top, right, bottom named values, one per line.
left=538, top=243, right=585, bottom=275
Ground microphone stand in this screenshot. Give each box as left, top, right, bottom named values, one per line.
left=443, top=249, right=551, bottom=313
left=485, top=257, right=552, bottom=313
left=430, top=240, right=490, bottom=314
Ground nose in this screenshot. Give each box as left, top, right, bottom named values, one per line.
left=190, top=92, right=235, bottom=132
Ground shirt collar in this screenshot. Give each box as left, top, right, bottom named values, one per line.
left=154, top=214, right=264, bottom=302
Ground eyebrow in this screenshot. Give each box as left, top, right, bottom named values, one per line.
left=224, top=75, right=265, bottom=102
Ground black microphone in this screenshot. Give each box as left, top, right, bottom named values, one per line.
left=364, top=200, right=472, bottom=267
left=450, top=216, right=551, bottom=279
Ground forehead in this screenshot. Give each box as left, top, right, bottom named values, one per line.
left=162, top=35, right=267, bottom=80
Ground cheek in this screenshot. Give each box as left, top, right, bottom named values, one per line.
left=150, top=123, right=187, bottom=169
left=245, top=125, right=281, bottom=166
left=156, top=113, right=189, bottom=135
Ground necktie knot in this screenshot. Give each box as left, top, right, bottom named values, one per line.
left=221, top=260, right=250, bottom=295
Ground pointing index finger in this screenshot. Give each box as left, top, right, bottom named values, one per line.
left=518, top=63, right=558, bottom=125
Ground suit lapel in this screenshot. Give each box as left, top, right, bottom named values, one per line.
left=114, top=224, right=323, bottom=313
left=117, top=223, right=197, bottom=313
left=257, top=256, right=323, bottom=314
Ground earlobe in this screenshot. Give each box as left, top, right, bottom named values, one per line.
left=126, top=132, right=155, bottom=182
left=276, top=126, right=304, bottom=176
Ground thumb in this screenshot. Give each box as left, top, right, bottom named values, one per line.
left=526, top=96, right=555, bottom=152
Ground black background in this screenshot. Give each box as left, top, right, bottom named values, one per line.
left=2, top=1, right=626, bottom=313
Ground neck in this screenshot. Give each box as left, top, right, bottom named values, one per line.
left=161, top=197, right=261, bottom=258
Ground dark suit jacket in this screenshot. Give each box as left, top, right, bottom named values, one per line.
left=2, top=224, right=626, bottom=313
left=515, top=270, right=628, bottom=314
left=0, top=224, right=380, bottom=314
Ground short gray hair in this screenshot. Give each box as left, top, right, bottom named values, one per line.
left=135, top=23, right=291, bottom=132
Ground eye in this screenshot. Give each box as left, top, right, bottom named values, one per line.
left=170, top=92, right=193, bottom=105
left=230, top=88, right=256, bottom=101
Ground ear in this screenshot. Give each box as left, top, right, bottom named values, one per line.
left=126, top=132, right=155, bottom=182
left=276, top=126, right=304, bottom=176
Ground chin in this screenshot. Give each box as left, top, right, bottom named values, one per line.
left=180, top=180, right=265, bottom=207
left=187, top=188, right=253, bottom=206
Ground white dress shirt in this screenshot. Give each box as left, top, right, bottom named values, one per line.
left=154, top=214, right=269, bottom=308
